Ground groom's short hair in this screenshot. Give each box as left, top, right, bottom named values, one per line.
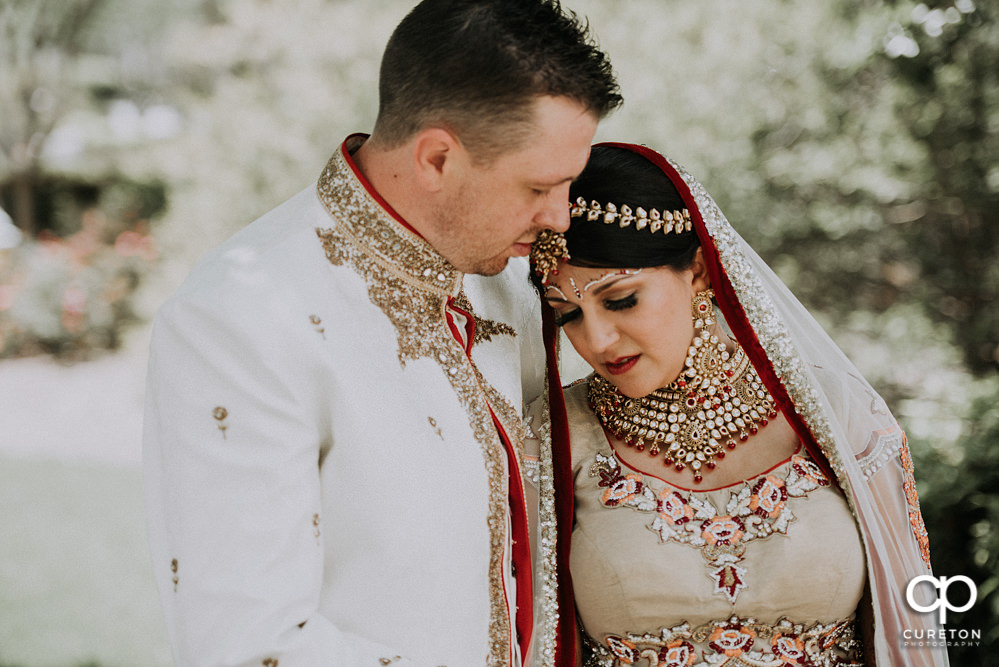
left=372, top=0, right=621, bottom=163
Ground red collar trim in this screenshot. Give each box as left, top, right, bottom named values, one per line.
left=340, top=134, right=424, bottom=239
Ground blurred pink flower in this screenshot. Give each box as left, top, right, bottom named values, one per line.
left=114, top=230, right=158, bottom=261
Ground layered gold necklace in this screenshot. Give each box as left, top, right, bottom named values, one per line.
left=588, top=327, right=778, bottom=483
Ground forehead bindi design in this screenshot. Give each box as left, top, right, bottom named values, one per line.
left=583, top=268, right=643, bottom=294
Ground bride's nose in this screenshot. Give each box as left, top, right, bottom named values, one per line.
left=583, top=313, right=619, bottom=355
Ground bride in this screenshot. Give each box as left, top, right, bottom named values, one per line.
left=525, top=143, right=949, bottom=666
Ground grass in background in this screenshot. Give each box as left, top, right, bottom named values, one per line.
left=0, top=456, right=171, bottom=667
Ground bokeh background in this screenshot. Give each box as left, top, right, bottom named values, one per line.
left=1, top=0, right=996, bottom=664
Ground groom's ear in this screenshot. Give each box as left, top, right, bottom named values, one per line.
left=412, top=127, right=464, bottom=193
left=690, top=246, right=711, bottom=292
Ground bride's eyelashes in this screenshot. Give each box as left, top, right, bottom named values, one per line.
left=604, top=293, right=637, bottom=311
left=554, top=293, right=638, bottom=328
left=554, top=309, right=580, bottom=327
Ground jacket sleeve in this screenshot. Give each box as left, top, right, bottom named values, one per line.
left=143, top=280, right=416, bottom=667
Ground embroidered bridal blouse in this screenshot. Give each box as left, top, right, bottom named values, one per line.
left=531, top=381, right=868, bottom=667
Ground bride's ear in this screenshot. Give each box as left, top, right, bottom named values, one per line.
left=690, top=246, right=711, bottom=292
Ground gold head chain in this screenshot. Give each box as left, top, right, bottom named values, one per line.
left=568, top=197, right=692, bottom=234
left=530, top=197, right=693, bottom=284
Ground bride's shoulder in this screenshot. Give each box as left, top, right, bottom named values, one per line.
left=562, top=376, right=593, bottom=415
left=559, top=376, right=610, bottom=468
left=562, top=373, right=593, bottom=403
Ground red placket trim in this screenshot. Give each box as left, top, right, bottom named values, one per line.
left=490, top=410, right=535, bottom=664
left=447, top=297, right=534, bottom=664
left=594, top=142, right=837, bottom=484
left=445, top=297, right=477, bottom=355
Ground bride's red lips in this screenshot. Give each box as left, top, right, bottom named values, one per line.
left=605, top=355, right=639, bottom=375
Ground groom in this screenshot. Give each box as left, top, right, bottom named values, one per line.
left=142, top=1, right=620, bottom=665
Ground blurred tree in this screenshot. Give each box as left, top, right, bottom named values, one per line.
left=142, top=0, right=406, bottom=270
left=884, top=0, right=999, bottom=375
left=0, top=0, right=109, bottom=234
left=913, top=379, right=999, bottom=653
left=0, top=0, right=184, bottom=235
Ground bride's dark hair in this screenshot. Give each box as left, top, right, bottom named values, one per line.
left=566, top=145, right=700, bottom=270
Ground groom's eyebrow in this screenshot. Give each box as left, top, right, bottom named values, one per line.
left=534, top=175, right=575, bottom=188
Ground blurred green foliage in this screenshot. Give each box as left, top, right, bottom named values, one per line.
left=0, top=0, right=995, bottom=663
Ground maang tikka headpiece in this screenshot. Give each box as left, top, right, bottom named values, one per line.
left=530, top=197, right=694, bottom=285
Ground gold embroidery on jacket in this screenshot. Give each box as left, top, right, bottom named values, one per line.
left=453, top=291, right=517, bottom=345
left=315, top=147, right=513, bottom=664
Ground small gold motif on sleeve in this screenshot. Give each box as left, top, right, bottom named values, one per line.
left=378, top=657, right=402, bottom=665
left=309, top=315, right=326, bottom=339
left=428, top=416, right=443, bottom=439
left=262, top=659, right=278, bottom=667
left=312, top=513, right=321, bottom=545
left=170, top=558, right=179, bottom=592
left=212, top=406, right=229, bottom=439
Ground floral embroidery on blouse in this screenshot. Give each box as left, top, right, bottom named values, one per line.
left=586, top=615, right=860, bottom=667
left=170, top=558, right=179, bottom=592
left=590, top=452, right=830, bottom=604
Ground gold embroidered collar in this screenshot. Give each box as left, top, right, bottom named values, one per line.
left=316, top=136, right=462, bottom=297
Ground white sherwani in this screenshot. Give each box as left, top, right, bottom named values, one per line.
left=143, top=136, right=549, bottom=666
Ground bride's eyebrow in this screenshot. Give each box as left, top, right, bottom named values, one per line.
left=586, top=268, right=644, bottom=295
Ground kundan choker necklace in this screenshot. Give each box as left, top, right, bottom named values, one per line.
left=588, top=327, right=778, bottom=483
